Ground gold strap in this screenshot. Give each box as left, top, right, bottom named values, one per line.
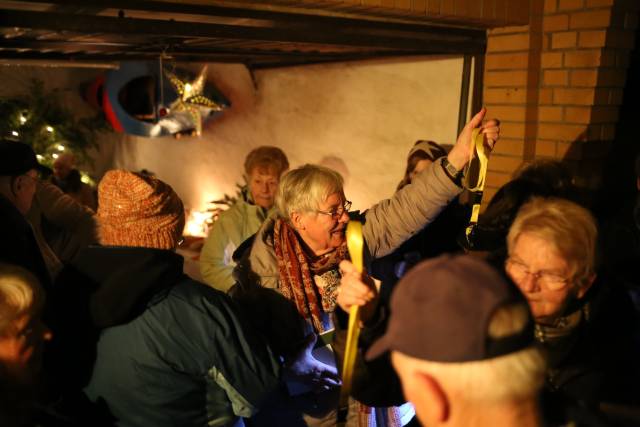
left=339, top=220, right=364, bottom=418
left=464, top=128, right=490, bottom=240
left=464, top=128, right=489, bottom=193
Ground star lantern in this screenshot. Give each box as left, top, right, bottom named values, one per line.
left=163, top=66, right=224, bottom=136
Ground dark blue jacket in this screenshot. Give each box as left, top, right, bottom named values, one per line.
left=52, top=246, right=280, bottom=427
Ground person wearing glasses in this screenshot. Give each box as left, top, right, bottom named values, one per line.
left=505, top=197, right=640, bottom=409
left=232, top=109, right=500, bottom=426
left=0, top=140, right=51, bottom=290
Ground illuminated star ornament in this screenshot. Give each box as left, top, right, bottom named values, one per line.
left=164, top=66, right=224, bottom=136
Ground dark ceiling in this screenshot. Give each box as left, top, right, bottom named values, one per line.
left=0, top=0, right=488, bottom=69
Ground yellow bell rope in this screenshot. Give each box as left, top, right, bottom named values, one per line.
left=338, top=220, right=364, bottom=422
left=464, top=128, right=490, bottom=243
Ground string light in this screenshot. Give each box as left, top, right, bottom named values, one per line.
left=11, top=130, right=19, bottom=137
left=46, top=126, right=54, bottom=133
left=36, top=154, right=44, bottom=161
left=52, top=153, right=59, bottom=159
left=80, top=172, right=95, bottom=186
left=57, top=144, right=65, bottom=151
left=19, top=115, right=27, bottom=124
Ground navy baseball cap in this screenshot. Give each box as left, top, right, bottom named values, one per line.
left=366, top=254, right=534, bottom=362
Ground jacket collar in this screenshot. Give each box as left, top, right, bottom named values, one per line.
left=71, top=246, right=185, bottom=327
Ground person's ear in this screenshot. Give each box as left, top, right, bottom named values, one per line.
left=576, top=273, right=596, bottom=299
left=11, top=175, right=25, bottom=195
left=290, top=211, right=305, bottom=231
left=413, top=371, right=450, bottom=423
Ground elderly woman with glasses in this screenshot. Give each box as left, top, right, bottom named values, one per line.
left=505, top=197, right=640, bottom=408
left=233, top=109, right=500, bottom=426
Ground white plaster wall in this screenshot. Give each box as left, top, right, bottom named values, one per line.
left=1, top=57, right=464, bottom=212
left=114, top=56, right=464, bottom=212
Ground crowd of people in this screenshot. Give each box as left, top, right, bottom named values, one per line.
left=1, top=107, right=639, bottom=427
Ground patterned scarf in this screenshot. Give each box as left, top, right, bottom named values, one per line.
left=274, top=219, right=409, bottom=427
left=273, top=218, right=348, bottom=333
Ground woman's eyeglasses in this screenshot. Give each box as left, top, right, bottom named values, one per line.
left=316, top=200, right=352, bottom=219
left=505, top=257, right=569, bottom=291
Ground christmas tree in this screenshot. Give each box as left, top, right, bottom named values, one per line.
left=0, top=79, right=108, bottom=183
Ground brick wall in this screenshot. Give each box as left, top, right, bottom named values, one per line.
left=483, top=0, right=639, bottom=203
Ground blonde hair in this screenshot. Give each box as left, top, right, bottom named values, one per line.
left=507, top=197, right=597, bottom=287
left=244, top=146, right=289, bottom=177
left=275, top=164, right=344, bottom=220
left=0, top=264, right=44, bottom=335
left=397, top=303, right=545, bottom=403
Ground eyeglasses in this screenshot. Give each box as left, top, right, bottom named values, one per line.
left=505, top=257, right=569, bottom=291
left=315, top=200, right=352, bottom=220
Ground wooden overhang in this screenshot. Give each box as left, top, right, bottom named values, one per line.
left=0, top=0, right=531, bottom=69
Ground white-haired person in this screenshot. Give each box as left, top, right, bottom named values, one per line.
left=232, top=109, right=500, bottom=426
left=201, top=146, right=289, bottom=291
left=0, top=263, right=52, bottom=426
left=340, top=254, right=548, bottom=427
left=505, top=197, right=640, bottom=408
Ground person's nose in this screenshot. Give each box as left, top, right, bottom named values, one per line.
left=519, top=272, right=540, bottom=293
left=338, top=209, right=349, bottom=223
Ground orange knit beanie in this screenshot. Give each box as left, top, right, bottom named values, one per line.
left=97, top=170, right=185, bottom=250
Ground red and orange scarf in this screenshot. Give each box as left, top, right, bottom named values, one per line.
left=273, top=218, right=348, bottom=333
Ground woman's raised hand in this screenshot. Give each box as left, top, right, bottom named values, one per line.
left=447, top=107, right=501, bottom=171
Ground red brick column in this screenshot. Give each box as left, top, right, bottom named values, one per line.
left=483, top=0, right=639, bottom=202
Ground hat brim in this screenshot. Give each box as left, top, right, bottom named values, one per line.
left=365, top=333, right=392, bottom=361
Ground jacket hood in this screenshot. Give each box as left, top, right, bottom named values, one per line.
left=71, top=245, right=185, bottom=327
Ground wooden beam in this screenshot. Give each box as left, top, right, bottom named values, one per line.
left=12, top=0, right=492, bottom=32
left=0, top=9, right=486, bottom=53
left=0, top=49, right=420, bottom=67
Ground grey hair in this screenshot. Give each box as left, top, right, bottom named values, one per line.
left=275, top=164, right=344, bottom=220
left=507, top=197, right=597, bottom=288
left=0, top=264, right=44, bottom=335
